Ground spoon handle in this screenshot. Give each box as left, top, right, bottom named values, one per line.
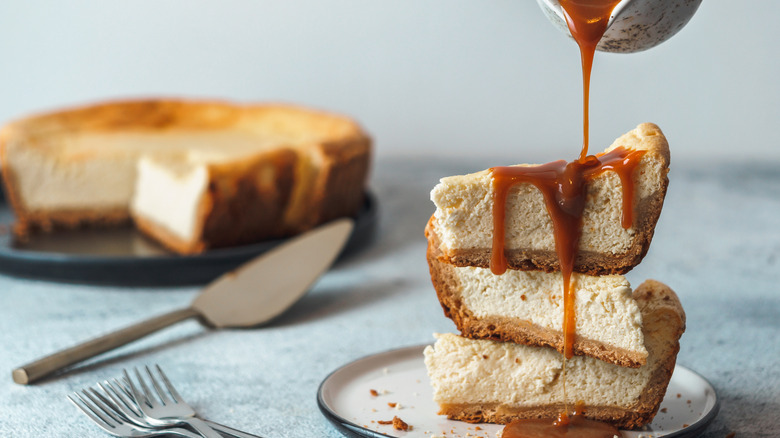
left=12, top=307, right=201, bottom=385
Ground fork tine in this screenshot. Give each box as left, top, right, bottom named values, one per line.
left=116, top=376, right=135, bottom=400
left=132, top=367, right=158, bottom=407
left=69, top=392, right=116, bottom=428
left=100, top=380, right=141, bottom=418
left=145, top=364, right=172, bottom=405
left=154, top=364, right=184, bottom=404
left=68, top=394, right=107, bottom=427
left=123, top=369, right=145, bottom=407
left=82, top=388, right=124, bottom=424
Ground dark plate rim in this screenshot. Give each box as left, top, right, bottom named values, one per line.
left=0, top=192, right=374, bottom=264
left=0, top=191, right=377, bottom=285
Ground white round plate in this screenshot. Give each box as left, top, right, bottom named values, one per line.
left=318, top=344, right=718, bottom=438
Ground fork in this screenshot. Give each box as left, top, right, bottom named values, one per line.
left=100, top=377, right=262, bottom=438
left=124, top=366, right=222, bottom=438
left=69, top=389, right=201, bottom=437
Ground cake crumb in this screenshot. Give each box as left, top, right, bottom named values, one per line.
left=676, top=393, right=681, bottom=398
left=520, top=294, right=526, bottom=301
left=687, top=399, right=691, bottom=404
left=393, top=416, right=410, bottom=431
left=475, top=426, right=482, bottom=430
left=683, top=424, right=689, bottom=428
left=482, top=355, right=489, bottom=359
left=369, top=389, right=378, bottom=397
left=383, top=367, right=390, bottom=375
left=378, top=416, right=409, bottom=431
left=660, top=408, right=667, bottom=413
left=388, top=402, right=397, bottom=408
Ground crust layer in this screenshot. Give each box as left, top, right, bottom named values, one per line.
left=429, top=279, right=686, bottom=430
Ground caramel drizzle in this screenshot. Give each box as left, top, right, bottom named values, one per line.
left=490, top=147, right=645, bottom=355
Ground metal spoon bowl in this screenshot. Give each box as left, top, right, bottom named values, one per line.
left=537, top=0, right=702, bottom=53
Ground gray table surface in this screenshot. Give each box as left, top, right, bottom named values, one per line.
left=1, top=156, right=778, bottom=437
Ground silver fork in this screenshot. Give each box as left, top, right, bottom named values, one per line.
left=68, top=389, right=201, bottom=437
left=100, top=377, right=262, bottom=438
left=125, top=365, right=222, bottom=438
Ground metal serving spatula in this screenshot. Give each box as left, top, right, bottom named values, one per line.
left=12, top=218, right=354, bottom=385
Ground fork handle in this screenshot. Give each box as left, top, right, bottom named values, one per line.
left=181, top=417, right=224, bottom=438
left=205, top=420, right=264, bottom=438
left=12, top=307, right=201, bottom=385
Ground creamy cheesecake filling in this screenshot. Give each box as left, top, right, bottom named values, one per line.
left=424, top=333, right=652, bottom=408
left=454, top=268, right=646, bottom=356
left=131, top=156, right=209, bottom=243
left=5, top=140, right=136, bottom=211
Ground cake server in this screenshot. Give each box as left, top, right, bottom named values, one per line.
left=12, top=218, right=354, bottom=385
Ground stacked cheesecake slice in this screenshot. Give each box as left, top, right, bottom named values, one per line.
left=423, top=124, right=685, bottom=429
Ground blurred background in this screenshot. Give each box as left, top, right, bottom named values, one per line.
left=1, top=0, right=778, bottom=163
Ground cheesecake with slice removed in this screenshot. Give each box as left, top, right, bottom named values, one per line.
left=424, top=279, right=685, bottom=429
left=426, top=217, right=647, bottom=368
left=429, top=123, right=669, bottom=276
left=0, top=99, right=371, bottom=253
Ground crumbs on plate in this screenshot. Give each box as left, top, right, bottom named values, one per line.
left=377, top=416, right=410, bottom=431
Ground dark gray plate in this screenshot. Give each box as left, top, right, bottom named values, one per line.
left=0, top=192, right=377, bottom=286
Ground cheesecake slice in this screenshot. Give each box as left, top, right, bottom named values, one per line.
left=423, top=279, right=685, bottom=430
left=429, top=123, right=670, bottom=276
left=0, top=100, right=371, bottom=253
left=426, top=217, right=647, bottom=368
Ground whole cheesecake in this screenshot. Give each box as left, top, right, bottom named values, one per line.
left=0, top=99, right=371, bottom=253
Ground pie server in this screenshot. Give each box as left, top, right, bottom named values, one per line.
left=12, top=218, right=354, bottom=385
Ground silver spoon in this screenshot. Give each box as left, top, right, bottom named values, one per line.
left=12, top=218, right=354, bottom=385
left=537, top=0, right=702, bottom=53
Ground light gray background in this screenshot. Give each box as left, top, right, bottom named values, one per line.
left=1, top=1, right=778, bottom=162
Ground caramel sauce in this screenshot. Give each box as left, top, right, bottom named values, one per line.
left=502, top=408, right=620, bottom=438
left=502, top=402, right=619, bottom=437
left=559, top=0, right=622, bottom=160
left=492, top=1, right=633, bottom=436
